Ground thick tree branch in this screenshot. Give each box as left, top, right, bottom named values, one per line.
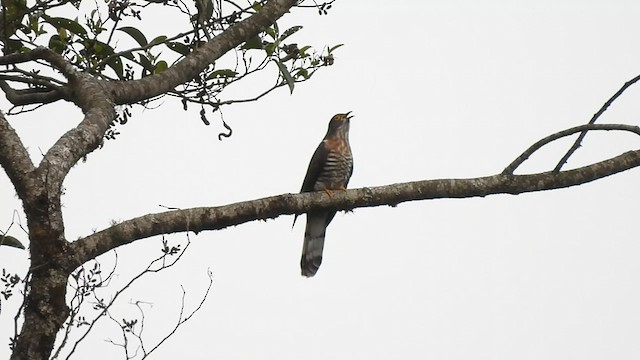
left=71, top=148, right=640, bottom=265
left=108, top=0, right=297, bottom=105
left=10, top=79, right=112, bottom=360
left=37, top=76, right=115, bottom=190
left=0, top=111, right=35, bottom=200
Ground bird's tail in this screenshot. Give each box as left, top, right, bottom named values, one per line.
left=300, top=214, right=327, bottom=277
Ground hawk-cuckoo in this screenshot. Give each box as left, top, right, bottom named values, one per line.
left=297, top=112, right=354, bottom=277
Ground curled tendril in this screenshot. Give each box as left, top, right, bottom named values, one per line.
left=217, top=118, right=232, bottom=140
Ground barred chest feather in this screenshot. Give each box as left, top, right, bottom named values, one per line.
left=314, top=139, right=353, bottom=191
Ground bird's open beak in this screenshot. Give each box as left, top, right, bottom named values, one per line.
left=346, top=111, right=353, bottom=120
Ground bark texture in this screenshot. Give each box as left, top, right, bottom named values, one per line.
left=1, top=1, right=299, bottom=359
left=0, top=0, right=638, bottom=358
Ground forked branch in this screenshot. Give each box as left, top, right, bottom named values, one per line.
left=503, top=123, right=640, bottom=175
left=554, top=73, right=640, bottom=171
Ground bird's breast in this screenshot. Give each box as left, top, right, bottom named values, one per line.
left=314, top=150, right=353, bottom=191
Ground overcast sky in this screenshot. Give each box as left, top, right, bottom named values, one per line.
left=3, top=1, right=640, bottom=359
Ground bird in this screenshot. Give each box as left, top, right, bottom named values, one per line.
left=297, top=112, right=354, bottom=277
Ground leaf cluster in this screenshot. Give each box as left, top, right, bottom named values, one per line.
left=0, top=0, right=342, bottom=135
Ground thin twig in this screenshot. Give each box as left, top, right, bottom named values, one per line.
left=553, top=74, right=640, bottom=172
left=64, top=236, right=190, bottom=359
left=143, top=268, right=214, bottom=359
left=13, top=271, right=31, bottom=350
left=0, top=67, right=66, bottom=85
left=503, top=123, right=640, bottom=175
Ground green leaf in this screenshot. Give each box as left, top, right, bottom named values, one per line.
left=279, top=25, right=302, bottom=41
left=154, top=60, right=168, bottom=74
left=28, top=13, right=42, bottom=34
left=251, top=1, right=261, bottom=12
left=139, top=54, right=154, bottom=74
left=120, top=51, right=135, bottom=61
left=1, top=235, right=25, bottom=249
left=265, top=26, right=276, bottom=40
left=207, top=69, right=238, bottom=79
left=166, top=41, right=190, bottom=56
left=298, top=45, right=311, bottom=57
left=294, top=68, right=309, bottom=80
left=195, top=0, right=214, bottom=22
left=149, top=35, right=168, bottom=46
left=241, top=35, right=262, bottom=50
left=91, top=40, right=114, bottom=56
left=117, top=26, right=148, bottom=46
left=45, top=17, right=87, bottom=37
left=328, top=43, right=344, bottom=53
left=106, top=56, right=124, bottom=79
left=275, top=59, right=294, bottom=94
left=86, top=39, right=121, bottom=77
left=4, top=39, right=24, bottom=54
left=264, top=42, right=276, bottom=56
left=48, top=35, right=65, bottom=54
left=57, top=27, right=67, bottom=41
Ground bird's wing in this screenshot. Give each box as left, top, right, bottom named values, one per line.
left=346, top=159, right=354, bottom=187
left=300, top=140, right=329, bottom=193
left=293, top=140, right=329, bottom=228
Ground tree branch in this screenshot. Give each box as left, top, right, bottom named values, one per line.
left=108, top=0, right=297, bottom=105
left=0, top=111, right=35, bottom=200
left=554, top=73, right=640, bottom=172
left=0, top=47, right=80, bottom=80
left=37, top=76, right=115, bottom=192
left=503, top=123, right=640, bottom=175
left=71, top=148, right=640, bottom=265
left=0, top=80, right=71, bottom=106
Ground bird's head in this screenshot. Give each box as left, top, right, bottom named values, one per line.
left=326, top=111, right=353, bottom=135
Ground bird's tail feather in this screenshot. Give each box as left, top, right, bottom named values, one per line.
left=301, top=214, right=326, bottom=277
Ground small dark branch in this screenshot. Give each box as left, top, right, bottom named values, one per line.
left=1, top=68, right=67, bottom=86
left=554, top=74, right=640, bottom=172
left=0, top=112, right=35, bottom=200
left=13, top=271, right=31, bottom=349
left=7, top=103, right=47, bottom=115
left=72, top=148, right=640, bottom=264
left=503, top=123, right=640, bottom=175
left=0, top=74, right=63, bottom=90
left=130, top=300, right=150, bottom=356
left=296, top=0, right=335, bottom=9
left=103, top=311, right=132, bottom=359
left=0, top=47, right=79, bottom=80
left=144, top=268, right=213, bottom=359
left=5, top=90, right=63, bottom=106
left=0, top=80, right=71, bottom=106
left=170, top=81, right=278, bottom=107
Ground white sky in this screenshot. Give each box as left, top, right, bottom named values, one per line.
left=3, top=1, right=640, bottom=359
